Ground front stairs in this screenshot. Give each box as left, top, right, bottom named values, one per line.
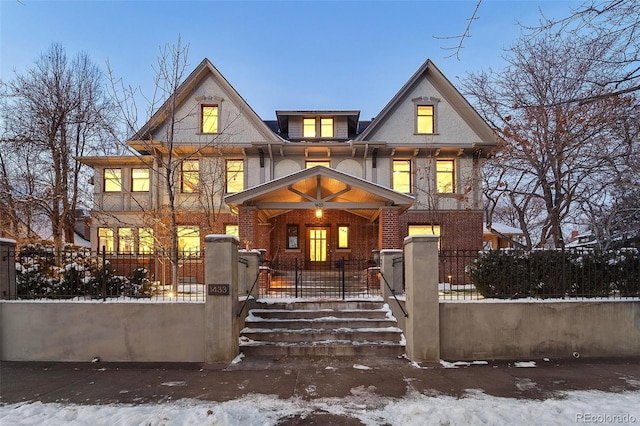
left=239, top=300, right=405, bottom=357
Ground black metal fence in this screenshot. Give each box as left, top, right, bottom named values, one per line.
left=9, top=244, right=205, bottom=301
left=440, top=248, right=640, bottom=300
left=259, top=257, right=380, bottom=299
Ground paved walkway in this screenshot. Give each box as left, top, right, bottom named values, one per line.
left=1, top=356, right=640, bottom=424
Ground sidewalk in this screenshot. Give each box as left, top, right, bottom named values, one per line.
left=2, top=356, right=640, bottom=407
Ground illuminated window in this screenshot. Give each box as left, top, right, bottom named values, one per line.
left=303, top=118, right=316, bottom=138
left=306, top=161, right=330, bottom=168
left=103, top=168, right=122, bottom=192
left=287, top=225, right=299, bottom=249
left=118, top=227, right=134, bottom=254
left=181, top=160, right=199, bottom=193
left=201, top=105, right=219, bottom=133
left=178, top=226, right=200, bottom=256
left=131, top=168, right=149, bottom=192
left=436, top=160, right=455, bottom=193
left=226, top=160, right=244, bottom=193
left=138, top=228, right=154, bottom=254
left=393, top=160, right=411, bottom=193
left=337, top=225, right=349, bottom=249
left=320, top=118, right=334, bottom=138
left=97, top=227, right=114, bottom=253
left=416, top=105, right=434, bottom=134
left=408, top=224, right=441, bottom=248
left=225, top=224, right=239, bottom=237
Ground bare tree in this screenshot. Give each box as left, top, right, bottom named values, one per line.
left=465, top=31, right=637, bottom=248
left=0, top=43, right=114, bottom=251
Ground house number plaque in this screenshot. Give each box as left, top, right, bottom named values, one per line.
left=207, top=284, right=230, bottom=296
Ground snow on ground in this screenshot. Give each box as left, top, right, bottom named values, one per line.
left=1, top=390, right=639, bottom=426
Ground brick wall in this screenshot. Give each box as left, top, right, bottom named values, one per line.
left=399, top=210, right=483, bottom=251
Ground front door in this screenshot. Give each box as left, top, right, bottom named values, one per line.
left=307, top=226, right=330, bottom=268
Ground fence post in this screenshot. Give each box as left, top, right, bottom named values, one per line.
left=0, top=239, right=17, bottom=299
left=404, top=235, right=440, bottom=362
left=380, top=249, right=403, bottom=300
left=204, top=235, right=239, bottom=364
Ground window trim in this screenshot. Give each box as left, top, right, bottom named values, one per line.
left=225, top=159, right=244, bottom=194
left=337, top=224, right=350, bottom=249
left=97, top=227, right=115, bottom=253
left=436, top=159, right=456, bottom=194
left=413, top=97, right=439, bottom=135
left=287, top=224, right=299, bottom=249
left=118, top=227, right=134, bottom=254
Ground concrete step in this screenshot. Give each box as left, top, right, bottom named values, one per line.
left=245, top=317, right=397, bottom=329
left=249, top=308, right=389, bottom=320
left=257, top=300, right=384, bottom=311
left=241, top=327, right=403, bottom=343
left=239, top=341, right=405, bottom=357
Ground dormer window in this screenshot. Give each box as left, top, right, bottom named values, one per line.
left=320, top=118, right=334, bottom=137
left=303, top=117, right=334, bottom=139
left=303, top=118, right=316, bottom=138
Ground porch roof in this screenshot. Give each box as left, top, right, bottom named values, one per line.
left=224, top=166, right=415, bottom=222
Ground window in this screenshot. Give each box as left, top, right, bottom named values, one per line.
left=303, top=118, right=316, bottom=138
left=131, top=168, right=149, bottom=192
left=97, top=228, right=114, bottom=253
left=225, top=224, right=239, bottom=237
left=408, top=224, right=441, bottom=248
left=416, top=105, right=434, bottom=134
left=320, top=118, right=334, bottom=138
left=181, top=160, right=199, bottom=193
left=138, top=228, right=154, bottom=254
left=103, top=168, right=122, bottom=192
left=337, top=225, right=349, bottom=249
left=177, top=226, right=200, bottom=256
left=226, top=160, right=244, bottom=193
left=201, top=105, right=219, bottom=133
left=118, top=227, right=134, bottom=254
left=436, top=160, right=455, bottom=193
left=393, top=160, right=411, bottom=193
left=287, top=225, right=299, bottom=249
left=306, top=161, right=330, bottom=168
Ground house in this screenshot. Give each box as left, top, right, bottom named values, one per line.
left=78, top=58, right=497, bottom=283
left=483, top=223, right=525, bottom=249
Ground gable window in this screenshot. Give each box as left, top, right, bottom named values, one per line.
left=181, top=159, right=199, bottom=193
left=178, top=226, right=200, bottom=256
left=201, top=105, right=219, bottom=133
left=306, top=161, right=330, bottom=168
left=138, top=228, right=154, bottom=254
left=416, top=105, right=434, bottom=134
left=131, top=168, right=150, bottom=192
left=436, top=160, right=455, bottom=193
left=320, top=118, right=334, bottom=138
left=97, top=227, right=114, bottom=253
left=393, top=160, right=411, bottom=193
left=226, top=160, right=244, bottom=193
left=337, top=225, right=349, bottom=249
left=287, top=224, right=299, bottom=249
left=103, top=168, right=122, bottom=192
left=225, top=224, right=239, bottom=237
left=303, top=118, right=316, bottom=138
left=118, top=227, right=134, bottom=254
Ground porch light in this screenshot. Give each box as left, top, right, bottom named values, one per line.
left=315, top=208, right=323, bottom=218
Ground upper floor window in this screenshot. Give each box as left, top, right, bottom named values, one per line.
left=436, top=160, right=455, bottom=193
left=181, top=159, right=199, bottom=193
left=320, top=118, right=334, bottom=138
left=103, top=168, right=122, bottom=192
left=416, top=105, right=434, bottom=134
left=97, top=227, right=114, bottom=253
left=303, top=118, right=316, bottom=138
left=201, top=105, right=219, bottom=133
left=131, top=168, right=150, bottom=192
left=177, top=226, right=200, bottom=256
left=393, top=160, right=411, bottom=193
left=226, top=160, right=244, bottom=193
left=306, top=161, right=330, bottom=168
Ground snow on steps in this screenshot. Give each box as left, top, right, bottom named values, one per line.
left=240, top=300, right=405, bottom=357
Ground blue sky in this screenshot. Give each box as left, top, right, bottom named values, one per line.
left=1, top=0, right=581, bottom=122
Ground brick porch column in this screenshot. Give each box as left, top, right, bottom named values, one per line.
left=238, top=206, right=258, bottom=250
left=378, top=206, right=401, bottom=249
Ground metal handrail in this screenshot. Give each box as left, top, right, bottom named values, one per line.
left=237, top=268, right=262, bottom=318
left=378, top=267, right=408, bottom=318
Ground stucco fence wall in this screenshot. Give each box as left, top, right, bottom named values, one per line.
left=0, top=302, right=206, bottom=362
left=387, top=298, right=640, bottom=361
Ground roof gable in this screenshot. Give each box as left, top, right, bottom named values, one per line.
left=355, top=59, right=496, bottom=148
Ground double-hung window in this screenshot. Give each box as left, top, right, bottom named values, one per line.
left=181, top=160, right=199, bottom=193
left=103, top=168, right=122, bottom=192
left=393, top=160, right=412, bottom=193
left=97, top=228, right=114, bottom=253
left=131, top=168, right=149, bottom=192
left=201, top=105, right=219, bottom=133
left=416, top=105, right=435, bottom=134
left=226, top=160, right=244, bottom=193
left=436, top=160, right=455, bottom=193
left=118, top=227, right=134, bottom=254
left=337, top=225, right=349, bottom=249
left=177, top=226, right=200, bottom=256
left=138, top=228, right=154, bottom=254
